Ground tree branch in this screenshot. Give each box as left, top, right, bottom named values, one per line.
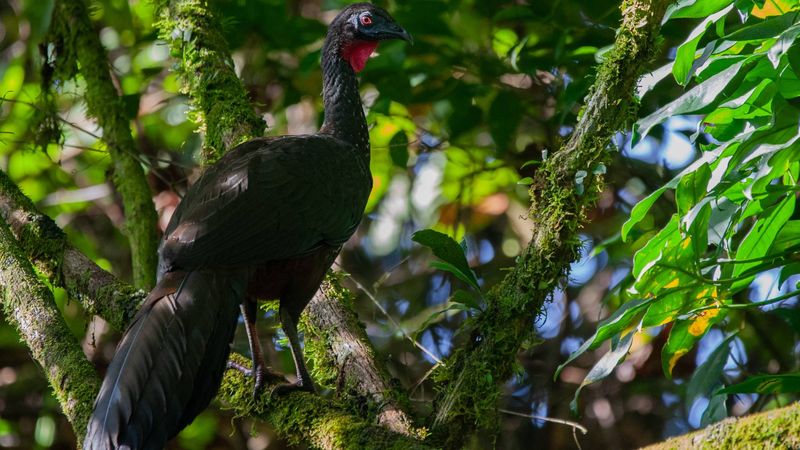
left=0, top=170, right=145, bottom=332
left=219, top=354, right=431, bottom=449
left=45, top=0, right=159, bottom=289
left=0, top=214, right=100, bottom=442
left=643, top=402, right=800, bottom=449
left=431, top=0, right=673, bottom=445
left=154, top=0, right=267, bottom=163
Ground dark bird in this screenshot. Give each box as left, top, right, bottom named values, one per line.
left=84, top=4, right=410, bottom=449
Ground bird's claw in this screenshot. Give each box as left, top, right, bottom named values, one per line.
left=269, top=380, right=316, bottom=397
left=226, top=360, right=285, bottom=399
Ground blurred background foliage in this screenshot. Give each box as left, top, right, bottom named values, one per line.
left=1, top=0, right=799, bottom=448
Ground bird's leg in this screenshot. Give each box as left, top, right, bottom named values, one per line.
left=227, top=299, right=283, bottom=398
left=273, top=306, right=316, bottom=394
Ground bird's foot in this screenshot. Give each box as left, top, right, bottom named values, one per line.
left=269, top=379, right=316, bottom=397
left=226, top=360, right=285, bottom=399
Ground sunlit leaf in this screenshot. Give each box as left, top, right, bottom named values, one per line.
left=662, top=308, right=726, bottom=378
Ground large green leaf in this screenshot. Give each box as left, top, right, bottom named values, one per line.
left=732, top=194, right=796, bottom=290
left=673, top=5, right=734, bottom=85
left=555, top=299, right=651, bottom=379
left=570, top=326, right=639, bottom=414
left=719, top=373, right=800, bottom=394
left=663, top=0, right=735, bottom=22
left=635, top=59, right=749, bottom=142
left=662, top=309, right=726, bottom=378
left=412, top=229, right=480, bottom=291
left=686, top=334, right=735, bottom=404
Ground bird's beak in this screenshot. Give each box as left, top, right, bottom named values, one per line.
left=382, top=24, right=413, bottom=45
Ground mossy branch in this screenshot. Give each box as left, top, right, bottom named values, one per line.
left=0, top=170, right=145, bottom=331
left=154, top=0, right=267, bottom=163
left=219, top=354, right=432, bottom=450
left=0, top=213, right=100, bottom=442
left=431, top=0, right=673, bottom=445
left=303, top=275, right=422, bottom=438
left=45, top=0, right=159, bottom=289
left=642, top=401, right=800, bottom=449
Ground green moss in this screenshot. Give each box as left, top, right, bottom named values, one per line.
left=154, top=0, right=265, bottom=162
left=0, top=219, right=100, bottom=441
left=45, top=0, right=158, bottom=289
left=218, top=354, right=433, bottom=449
left=645, top=402, right=800, bottom=449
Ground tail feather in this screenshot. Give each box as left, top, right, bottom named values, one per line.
left=84, top=270, right=244, bottom=450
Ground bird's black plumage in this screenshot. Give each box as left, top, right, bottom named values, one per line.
left=84, top=3, right=410, bottom=449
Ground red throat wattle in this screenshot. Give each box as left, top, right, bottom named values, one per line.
left=342, top=41, right=379, bottom=72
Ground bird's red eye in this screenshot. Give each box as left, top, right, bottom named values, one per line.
left=360, top=15, right=373, bottom=26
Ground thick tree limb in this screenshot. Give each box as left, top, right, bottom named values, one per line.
left=642, top=402, right=800, bottom=449
left=431, top=0, right=673, bottom=445
left=304, top=277, right=419, bottom=437
left=154, top=0, right=417, bottom=438
left=0, top=170, right=145, bottom=331
left=0, top=216, right=100, bottom=442
left=155, top=0, right=266, bottom=163
left=219, top=354, right=432, bottom=450
left=45, top=0, right=159, bottom=289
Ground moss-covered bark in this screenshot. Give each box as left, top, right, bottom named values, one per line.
left=219, top=354, right=432, bottom=450
left=643, top=402, right=800, bottom=450
left=0, top=216, right=99, bottom=442
left=303, top=275, right=422, bottom=438
left=45, top=0, right=159, bottom=289
left=431, top=0, right=673, bottom=446
left=0, top=169, right=145, bottom=331
left=154, top=0, right=266, bottom=163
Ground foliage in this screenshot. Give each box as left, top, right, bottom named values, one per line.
left=562, top=0, right=800, bottom=427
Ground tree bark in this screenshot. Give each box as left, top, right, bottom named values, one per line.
left=642, top=401, right=800, bottom=449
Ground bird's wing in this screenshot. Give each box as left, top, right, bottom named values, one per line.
left=159, top=135, right=371, bottom=272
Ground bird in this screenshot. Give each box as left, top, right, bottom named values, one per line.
left=84, top=4, right=411, bottom=449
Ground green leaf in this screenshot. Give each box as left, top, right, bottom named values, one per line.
left=555, top=299, right=651, bottom=379
left=719, top=373, right=800, bottom=394
left=725, top=12, right=800, bottom=41
left=413, top=229, right=480, bottom=291
left=676, top=163, right=712, bottom=216
left=687, top=334, right=736, bottom=405
left=768, top=24, right=800, bottom=67
left=451, top=289, right=481, bottom=310
left=732, top=194, right=796, bottom=290
left=635, top=59, right=749, bottom=142
left=673, top=5, right=734, bottom=85
left=664, top=0, right=735, bottom=22
left=570, top=327, right=639, bottom=415
left=701, top=394, right=729, bottom=427
left=621, top=187, right=667, bottom=241
left=662, top=309, right=726, bottom=378
left=389, top=132, right=409, bottom=168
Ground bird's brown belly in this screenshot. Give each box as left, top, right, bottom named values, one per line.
left=245, top=245, right=341, bottom=320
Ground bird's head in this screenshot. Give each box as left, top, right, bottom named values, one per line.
left=327, top=3, right=412, bottom=73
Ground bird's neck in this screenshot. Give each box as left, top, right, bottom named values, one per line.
left=319, top=39, right=371, bottom=156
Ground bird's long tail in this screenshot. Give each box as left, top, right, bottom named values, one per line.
left=84, top=269, right=245, bottom=450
